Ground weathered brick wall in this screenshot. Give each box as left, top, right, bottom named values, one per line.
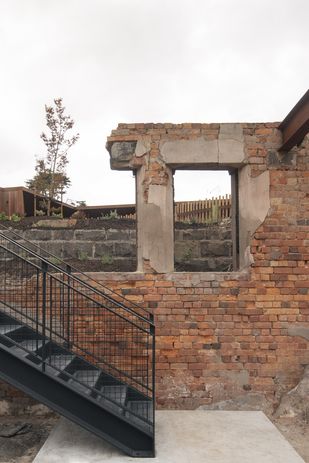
left=102, top=122, right=309, bottom=408
left=89, top=264, right=308, bottom=409
left=1, top=122, right=308, bottom=414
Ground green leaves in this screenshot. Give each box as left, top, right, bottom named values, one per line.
left=26, top=98, right=79, bottom=203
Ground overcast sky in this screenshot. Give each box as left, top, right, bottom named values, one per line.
left=0, top=0, right=308, bottom=205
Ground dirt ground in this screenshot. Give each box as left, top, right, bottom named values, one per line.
left=0, top=416, right=58, bottom=463
left=273, top=416, right=309, bottom=463
left=0, top=414, right=307, bottom=463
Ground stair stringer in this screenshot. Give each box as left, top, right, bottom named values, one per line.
left=0, top=346, right=154, bottom=457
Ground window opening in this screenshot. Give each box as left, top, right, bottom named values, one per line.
left=173, top=170, right=236, bottom=272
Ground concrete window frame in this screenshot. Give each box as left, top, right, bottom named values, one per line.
left=108, top=123, right=270, bottom=274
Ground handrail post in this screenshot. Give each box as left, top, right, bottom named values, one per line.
left=149, top=312, right=155, bottom=451
left=36, top=268, right=39, bottom=345
left=41, top=260, right=48, bottom=372
left=66, top=264, right=72, bottom=348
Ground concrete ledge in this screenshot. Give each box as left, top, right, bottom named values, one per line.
left=33, top=411, right=305, bottom=463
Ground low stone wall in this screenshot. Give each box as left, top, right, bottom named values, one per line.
left=175, top=221, right=232, bottom=272
left=4, top=218, right=232, bottom=272
left=25, top=226, right=137, bottom=272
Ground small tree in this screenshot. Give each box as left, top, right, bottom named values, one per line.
left=27, top=98, right=79, bottom=201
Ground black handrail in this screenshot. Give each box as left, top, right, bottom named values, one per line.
left=0, top=223, right=150, bottom=319
left=0, top=244, right=151, bottom=333
left=0, top=231, right=153, bottom=328
left=0, top=233, right=155, bottom=418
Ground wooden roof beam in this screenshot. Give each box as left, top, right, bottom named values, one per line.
left=279, top=89, right=309, bottom=152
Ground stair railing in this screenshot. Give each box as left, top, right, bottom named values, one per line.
left=0, top=223, right=151, bottom=320
left=0, top=232, right=155, bottom=426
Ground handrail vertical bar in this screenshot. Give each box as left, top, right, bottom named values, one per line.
left=41, top=261, right=47, bottom=372
left=66, top=264, right=71, bottom=348
left=150, top=312, right=155, bottom=453
left=49, top=275, right=53, bottom=362
left=36, top=268, right=39, bottom=350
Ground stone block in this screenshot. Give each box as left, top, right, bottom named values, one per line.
left=213, top=257, right=233, bottom=272
left=43, top=242, right=63, bottom=257
left=129, top=229, right=136, bottom=240
left=94, top=242, right=115, bottom=258
left=135, top=137, right=151, bottom=157
left=204, top=226, right=219, bottom=240
left=160, top=137, right=219, bottom=166
left=114, top=242, right=136, bottom=257
left=106, top=229, right=130, bottom=241
left=201, top=240, right=232, bottom=257
left=110, top=258, right=136, bottom=272
left=175, top=258, right=213, bottom=272
left=53, top=230, right=75, bottom=241
left=74, top=230, right=106, bottom=241
left=62, top=242, right=93, bottom=259
left=24, top=229, right=51, bottom=241
left=34, top=219, right=77, bottom=228
left=109, top=141, right=137, bottom=169
left=267, top=150, right=296, bottom=167
left=219, top=228, right=232, bottom=240
left=174, top=241, right=200, bottom=262
left=182, top=229, right=205, bottom=241
left=174, top=230, right=183, bottom=240
left=218, top=123, right=245, bottom=164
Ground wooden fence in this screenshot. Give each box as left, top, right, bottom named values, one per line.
left=101, top=195, right=232, bottom=223
left=1, top=186, right=231, bottom=223
left=174, top=195, right=231, bottom=223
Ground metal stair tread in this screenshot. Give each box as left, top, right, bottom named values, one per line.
left=68, top=369, right=100, bottom=396
left=0, top=324, right=22, bottom=335
left=125, top=401, right=153, bottom=432
left=96, top=385, right=127, bottom=415
left=19, top=340, right=44, bottom=352
left=100, top=385, right=127, bottom=405
left=127, top=400, right=153, bottom=419
left=45, top=354, right=75, bottom=374
left=47, top=354, right=75, bottom=370
left=9, top=342, right=42, bottom=358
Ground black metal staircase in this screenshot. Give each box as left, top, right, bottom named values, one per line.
left=0, top=225, right=155, bottom=457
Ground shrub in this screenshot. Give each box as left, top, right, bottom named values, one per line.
left=101, top=254, right=113, bottom=265
left=11, top=213, right=22, bottom=223
left=102, top=210, right=119, bottom=220
left=0, top=212, right=8, bottom=221
left=35, top=209, right=45, bottom=216
left=78, top=250, right=88, bottom=261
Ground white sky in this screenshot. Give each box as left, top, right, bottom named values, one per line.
left=0, top=0, right=308, bottom=205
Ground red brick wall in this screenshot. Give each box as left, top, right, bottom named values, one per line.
left=103, top=122, right=309, bottom=408
left=1, top=122, right=308, bottom=413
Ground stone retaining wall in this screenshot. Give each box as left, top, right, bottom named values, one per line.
left=6, top=220, right=232, bottom=272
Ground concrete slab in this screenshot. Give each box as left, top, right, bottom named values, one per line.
left=33, top=411, right=305, bottom=463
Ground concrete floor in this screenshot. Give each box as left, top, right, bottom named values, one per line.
left=33, top=411, right=305, bottom=463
